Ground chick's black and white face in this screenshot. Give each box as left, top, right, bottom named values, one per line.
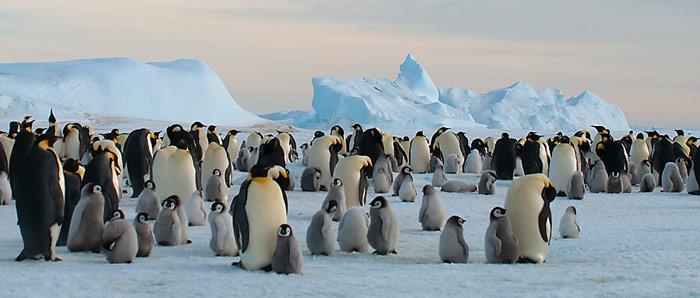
left=370, top=198, right=384, bottom=209
left=333, top=178, right=342, bottom=187
left=137, top=213, right=148, bottom=223
left=163, top=199, right=176, bottom=210
left=211, top=202, right=225, bottom=213
left=213, top=169, right=221, bottom=176
left=491, top=207, right=507, bottom=219
left=277, top=225, right=291, bottom=237
left=112, top=210, right=124, bottom=220
left=403, top=167, right=412, bottom=174
left=92, top=184, right=102, bottom=194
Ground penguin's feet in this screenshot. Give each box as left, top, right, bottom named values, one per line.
left=390, top=250, right=398, bottom=254
left=186, top=240, right=192, bottom=244
left=372, top=250, right=387, bottom=255
left=14, top=252, right=27, bottom=262
left=45, top=256, right=62, bottom=262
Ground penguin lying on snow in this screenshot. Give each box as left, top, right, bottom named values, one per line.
left=441, top=180, right=477, bottom=193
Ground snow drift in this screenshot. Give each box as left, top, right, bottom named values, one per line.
left=0, top=58, right=264, bottom=126
left=262, top=54, right=630, bottom=132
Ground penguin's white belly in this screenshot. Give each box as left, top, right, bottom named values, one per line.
left=464, top=150, right=483, bottom=174
left=505, top=192, right=549, bottom=263
left=241, top=180, right=287, bottom=270
left=334, top=171, right=360, bottom=209
left=549, top=147, right=577, bottom=192
left=64, top=131, right=80, bottom=160
left=308, top=148, right=332, bottom=188
left=202, top=145, right=229, bottom=190
left=630, top=141, right=649, bottom=167
left=409, top=141, right=430, bottom=173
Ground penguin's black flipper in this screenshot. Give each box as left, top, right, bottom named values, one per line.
left=232, top=181, right=251, bottom=253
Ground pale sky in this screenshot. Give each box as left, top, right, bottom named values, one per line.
left=1, top=1, right=699, bottom=127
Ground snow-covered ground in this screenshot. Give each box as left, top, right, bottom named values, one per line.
left=2, top=130, right=698, bottom=297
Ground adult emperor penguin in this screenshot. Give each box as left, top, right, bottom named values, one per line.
left=206, top=125, right=222, bottom=145
left=232, top=165, right=289, bottom=271
left=688, top=151, right=700, bottom=195
left=82, top=141, right=121, bottom=222
left=409, top=131, right=431, bottom=173
left=439, top=216, right=468, bottom=263
left=306, top=200, right=338, bottom=255
left=307, top=135, right=343, bottom=190
left=222, top=130, right=240, bottom=169
left=549, top=136, right=578, bottom=196
left=9, top=116, right=35, bottom=193
left=257, top=137, right=287, bottom=168
left=271, top=224, right=303, bottom=275
left=367, top=196, right=399, bottom=255
left=630, top=133, right=650, bottom=169
left=246, top=131, right=264, bottom=151
left=57, top=159, right=83, bottom=246
left=521, top=132, right=544, bottom=175
left=62, top=122, right=89, bottom=162
left=330, top=125, right=347, bottom=154
left=102, top=209, right=138, bottom=264
left=15, top=132, right=65, bottom=262
left=152, top=127, right=197, bottom=207
left=559, top=206, right=580, bottom=239
left=504, top=174, right=556, bottom=263
left=419, top=185, right=445, bottom=231
left=651, top=136, right=676, bottom=184
left=484, top=207, right=519, bottom=264
left=134, top=213, right=154, bottom=257
left=430, top=127, right=449, bottom=150
left=332, top=155, right=372, bottom=209
left=433, top=130, right=463, bottom=163
left=322, top=178, right=347, bottom=221
left=492, top=133, right=517, bottom=180
left=190, top=122, right=208, bottom=162
left=337, top=207, right=370, bottom=253
left=208, top=202, right=238, bottom=256
left=357, top=128, right=384, bottom=171
left=67, top=183, right=105, bottom=253
left=202, top=142, right=232, bottom=196
left=346, top=124, right=363, bottom=152
left=122, top=128, right=156, bottom=198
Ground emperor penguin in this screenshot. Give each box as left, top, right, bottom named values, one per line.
left=357, top=128, right=384, bottom=170
left=409, top=131, right=431, bottom=173
left=307, top=135, right=343, bottom=190
left=271, top=224, right=303, bottom=275
left=441, top=180, right=478, bottom=193
left=257, top=137, right=287, bottom=168
left=373, top=154, right=393, bottom=184
left=152, top=127, right=197, bottom=207
left=588, top=157, right=608, bottom=193
left=135, top=180, right=160, bottom=220
left=337, top=207, right=370, bottom=253
left=444, top=154, right=463, bottom=174
left=429, top=155, right=442, bottom=173
left=208, top=202, right=238, bottom=256
left=367, top=196, right=399, bottom=255
left=300, top=166, right=322, bottom=192
left=398, top=173, right=417, bottom=202
left=630, top=133, right=650, bottom=169
left=0, top=171, right=10, bottom=205
left=236, top=148, right=251, bottom=172
left=10, top=116, right=36, bottom=193
left=439, top=216, right=468, bottom=263
left=393, top=166, right=413, bottom=196
left=330, top=125, right=347, bottom=154
left=566, top=171, right=586, bottom=200
left=675, top=157, right=689, bottom=184
left=651, top=137, right=675, bottom=184
left=306, top=200, right=338, bottom=255
left=463, top=149, right=483, bottom=174
left=522, top=132, right=544, bottom=175
left=62, top=123, right=89, bottom=162
left=492, top=133, right=517, bottom=180
left=133, top=213, right=154, bottom=257
left=640, top=173, right=656, bottom=192
left=202, top=142, right=232, bottom=197
left=607, top=172, right=632, bottom=193
left=381, top=133, right=396, bottom=170
left=205, top=169, right=227, bottom=202
left=207, top=125, right=222, bottom=145
left=559, top=206, right=580, bottom=239
left=122, top=129, right=156, bottom=198
left=433, top=131, right=463, bottom=163
left=373, top=166, right=392, bottom=194
left=300, top=143, right=310, bottom=166
left=399, top=136, right=411, bottom=157
left=332, top=155, right=372, bottom=208
left=222, top=130, right=240, bottom=169
left=504, top=174, right=556, bottom=263
left=67, top=183, right=105, bottom=253
left=83, top=141, right=122, bottom=222
left=346, top=124, right=363, bottom=152
left=186, top=190, right=207, bottom=226
left=419, top=185, right=445, bottom=231
left=102, top=209, right=138, bottom=264
left=431, top=163, right=448, bottom=187
left=323, top=178, right=347, bottom=222
left=154, top=195, right=183, bottom=246
left=688, top=151, right=700, bottom=195
left=485, top=137, right=496, bottom=155
left=478, top=170, right=497, bottom=195
left=662, top=162, right=684, bottom=193
left=232, top=165, right=289, bottom=271
left=484, top=207, right=519, bottom=264
left=190, top=122, right=208, bottom=163
left=246, top=131, right=263, bottom=151
left=549, top=137, right=578, bottom=196
left=58, top=159, right=83, bottom=246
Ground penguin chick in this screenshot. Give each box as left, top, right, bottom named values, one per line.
left=373, top=166, right=392, bottom=193
left=236, top=148, right=251, bottom=172
left=0, top=172, right=11, bottom=205
left=566, top=171, right=586, bottom=200
left=439, top=216, right=468, bottom=263
left=444, top=154, right=463, bottom=174
left=399, top=174, right=417, bottom=202
left=322, top=178, right=346, bottom=222
left=478, top=170, right=497, bottom=195
left=300, top=166, right=322, bottom=192
left=588, top=159, right=608, bottom=193
left=441, top=180, right=477, bottom=193
left=662, top=162, right=684, bottom=193
left=392, top=166, right=413, bottom=196
left=272, top=224, right=303, bottom=275
left=186, top=190, right=207, bottom=226
left=102, top=210, right=138, bottom=264
left=367, top=196, right=399, bottom=255
left=639, top=173, right=656, bottom=192
left=67, top=183, right=105, bottom=253
left=208, top=202, right=238, bottom=256
left=428, top=156, right=442, bottom=173
left=431, top=164, right=448, bottom=187
left=205, top=169, right=227, bottom=202
left=306, top=200, right=338, bottom=255
left=464, top=149, right=483, bottom=174
left=135, top=180, right=160, bottom=220
left=559, top=206, right=580, bottom=239
left=133, top=212, right=154, bottom=257
left=484, top=207, right=519, bottom=264
left=337, top=207, right=370, bottom=253
left=419, top=185, right=445, bottom=231
left=154, top=196, right=182, bottom=246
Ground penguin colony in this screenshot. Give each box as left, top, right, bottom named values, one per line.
left=2, top=112, right=697, bottom=271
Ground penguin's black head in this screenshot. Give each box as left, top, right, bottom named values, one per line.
left=228, top=129, right=240, bottom=136
left=48, top=109, right=57, bottom=124
left=447, top=215, right=465, bottom=226
left=35, top=128, right=46, bottom=135
left=422, top=184, right=435, bottom=195
left=63, top=159, right=80, bottom=173
left=325, top=199, right=338, bottom=214
left=277, top=224, right=293, bottom=237
left=416, top=130, right=424, bottom=137
left=501, top=132, right=509, bottom=139
left=401, top=166, right=413, bottom=174
left=559, top=136, right=571, bottom=144
left=332, top=178, right=343, bottom=187
left=676, top=129, right=685, bottom=136
left=370, top=196, right=387, bottom=209
left=136, top=212, right=149, bottom=223
left=490, top=207, right=507, bottom=220
left=314, top=131, right=325, bottom=139
left=9, top=121, right=20, bottom=135
left=211, top=201, right=226, bottom=213
left=145, top=180, right=156, bottom=190
left=163, top=196, right=179, bottom=209
left=208, top=125, right=217, bottom=132
left=111, top=209, right=125, bottom=220
left=352, top=124, right=362, bottom=130
left=21, top=116, right=35, bottom=131
left=402, top=136, right=409, bottom=141
left=300, top=143, right=308, bottom=150
left=636, top=133, right=644, bottom=140
left=688, top=137, right=698, bottom=145
left=331, top=125, right=344, bottom=136
left=567, top=206, right=577, bottom=215
left=213, top=169, right=222, bottom=176
left=249, top=164, right=270, bottom=178
left=439, top=127, right=450, bottom=133
left=541, top=183, right=557, bottom=203
left=190, top=121, right=205, bottom=130
left=36, top=133, right=60, bottom=148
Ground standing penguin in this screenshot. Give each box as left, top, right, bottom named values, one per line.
left=102, top=209, right=138, bottom=264
left=478, top=170, right=497, bottom=195
left=491, top=133, right=517, bottom=180
left=688, top=151, right=700, bottom=195
left=67, top=183, right=106, bottom=253
left=82, top=141, right=122, bottom=222
left=205, top=169, right=227, bottom=202
left=588, top=158, right=608, bottom=193
left=337, top=207, right=370, bottom=253
left=154, top=196, right=183, bottom=246
left=676, top=157, right=689, bottom=184
left=322, top=178, right=347, bottom=222
left=409, top=131, right=430, bottom=173
left=566, top=171, right=586, bottom=200
left=186, top=190, right=207, bottom=226
left=122, top=129, right=156, bottom=198
left=57, top=159, right=83, bottom=246
left=463, top=149, right=483, bottom=174
left=133, top=213, right=154, bottom=257
left=640, top=173, right=656, bottom=192
left=549, top=137, right=578, bottom=196
left=271, top=224, right=303, bottom=275
left=444, top=154, right=463, bottom=174
left=136, top=180, right=160, bottom=220
left=439, top=216, right=468, bottom=263
left=651, top=137, right=675, bottom=184
left=484, top=207, right=519, bottom=264
left=300, top=166, right=322, bottom=192
left=373, top=166, right=392, bottom=194
left=367, top=196, right=399, bottom=255
left=330, top=125, right=347, bottom=154
left=332, top=155, right=372, bottom=208
left=662, top=162, right=684, bottom=193
left=236, top=148, right=251, bottom=172
left=357, top=128, right=384, bottom=170
left=431, top=163, right=448, bottom=187
left=9, top=117, right=36, bottom=198
left=307, top=135, right=343, bottom=190
left=152, top=127, right=197, bottom=207
left=521, top=133, right=544, bottom=175
left=232, top=165, right=289, bottom=271
left=392, top=166, right=413, bottom=196
left=346, top=124, right=363, bottom=152
left=306, top=200, right=338, bottom=256
left=399, top=174, right=417, bottom=202
left=559, top=206, right=581, bottom=239
left=202, top=142, right=232, bottom=196
left=223, top=130, right=240, bottom=170
left=504, top=174, right=556, bottom=263
left=419, top=185, right=445, bottom=231
left=630, top=133, right=650, bottom=169
left=208, top=202, right=238, bottom=256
